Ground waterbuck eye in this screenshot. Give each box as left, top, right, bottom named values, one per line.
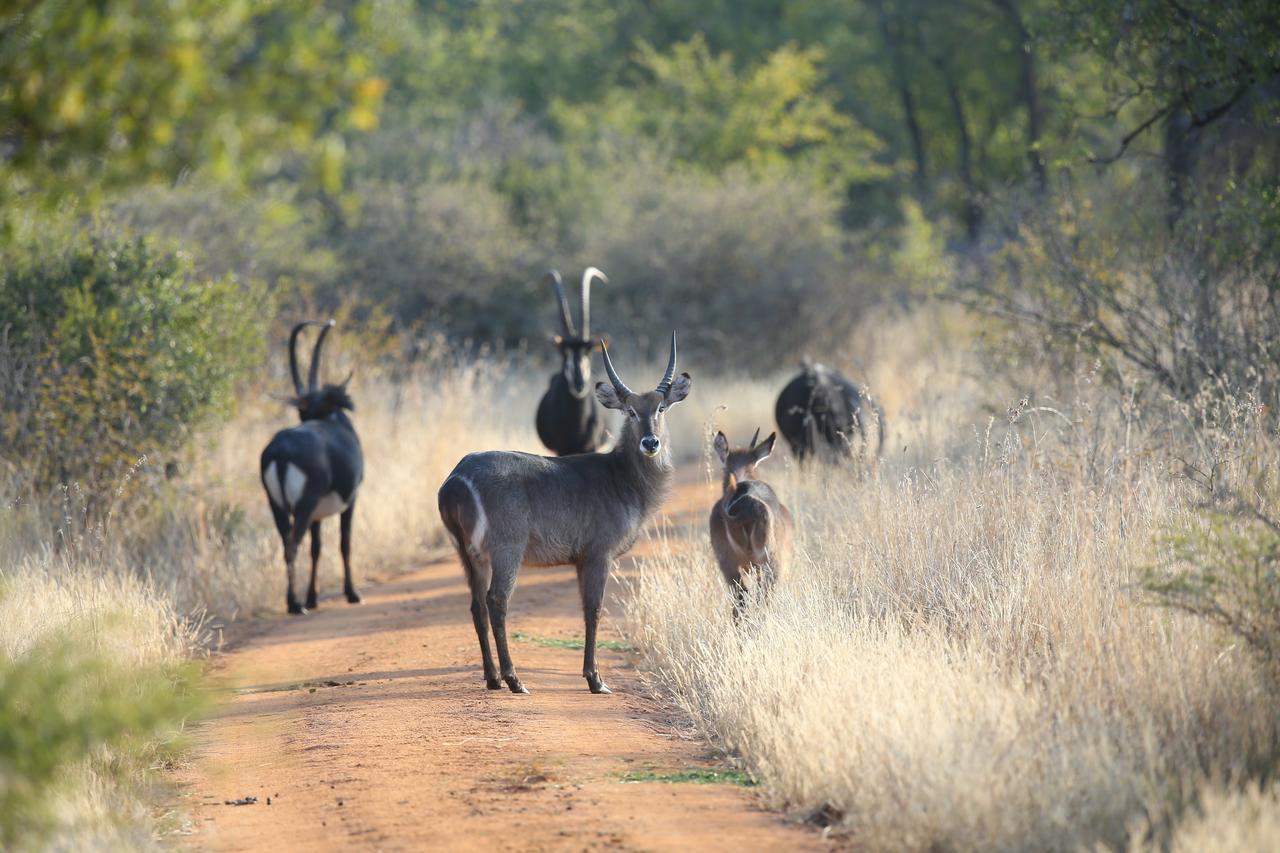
left=657, top=405, right=666, bottom=414
left=626, top=408, right=638, bottom=419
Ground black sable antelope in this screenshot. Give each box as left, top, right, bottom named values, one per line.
left=709, top=429, right=794, bottom=617
left=260, top=320, right=363, bottom=615
left=440, top=332, right=691, bottom=694
left=535, top=268, right=610, bottom=456
left=775, top=361, right=885, bottom=462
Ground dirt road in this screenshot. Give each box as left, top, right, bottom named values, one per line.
left=174, top=481, right=824, bottom=851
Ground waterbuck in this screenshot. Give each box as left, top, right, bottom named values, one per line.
left=439, top=332, right=691, bottom=694
left=260, top=320, right=363, bottom=615
left=709, top=429, right=793, bottom=616
left=775, top=361, right=885, bottom=462
left=535, top=268, right=610, bottom=456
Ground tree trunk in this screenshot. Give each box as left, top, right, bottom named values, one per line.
left=873, top=0, right=928, bottom=201
left=992, top=0, right=1047, bottom=195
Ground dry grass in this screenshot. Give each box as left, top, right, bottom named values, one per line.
left=623, top=309, right=1280, bottom=850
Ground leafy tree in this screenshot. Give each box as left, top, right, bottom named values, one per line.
left=0, top=1, right=386, bottom=210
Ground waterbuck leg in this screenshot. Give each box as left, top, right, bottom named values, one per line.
left=578, top=557, right=612, bottom=694
left=306, top=521, right=321, bottom=610
left=286, top=498, right=318, bottom=615
left=487, top=549, right=528, bottom=694
left=459, top=544, right=500, bottom=689
left=340, top=503, right=360, bottom=604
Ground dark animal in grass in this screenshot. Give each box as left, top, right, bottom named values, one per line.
left=260, top=320, right=363, bottom=615
left=775, top=361, right=885, bottom=462
left=709, top=429, right=794, bottom=616
left=439, top=332, right=691, bottom=694
left=535, top=268, right=611, bottom=456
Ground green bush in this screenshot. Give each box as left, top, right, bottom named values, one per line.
left=0, top=630, right=200, bottom=848
left=336, top=178, right=547, bottom=341
left=0, top=231, right=266, bottom=497
left=578, top=164, right=874, bottom=369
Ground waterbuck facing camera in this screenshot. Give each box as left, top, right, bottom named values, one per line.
left=439, top=332, right=691, bottom=694
left=260, top=320, right=364, bottom=615
left=535, top=268, right=610, bottom=456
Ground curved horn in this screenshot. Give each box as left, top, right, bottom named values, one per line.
left=288, top=320, right=325, bottom=396
left=580, top=267, right=607, bottom=338
left=654, top=331, right=678, bottom=395
left=547, top=270, right=575, bottom=335
left=308, top=319, right=336, bottom=392
left=600, top=338, right=634, bottom=400
left=750, top=427, right=761, bottom=449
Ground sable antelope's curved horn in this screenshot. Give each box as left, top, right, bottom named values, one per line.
left=751, top=427, right=761, bottom=449
left=308, top=319, right=336, bottom=392
left=600, top=339, right=634, bottom=400
left=580, top=267, right=606, bottom=338
left=547, top=270, right=575, bottom=336
left=288, top=320, right=326, bottom=396
left=655, top=332, right=678, bottom=395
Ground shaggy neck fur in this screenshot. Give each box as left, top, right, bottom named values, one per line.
left=610, top=416, right=673, bottom=523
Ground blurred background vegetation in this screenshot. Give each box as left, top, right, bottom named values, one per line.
left=0, top=2, right=1277, bottom=846
left=2, top=0, right=1277, bottom=496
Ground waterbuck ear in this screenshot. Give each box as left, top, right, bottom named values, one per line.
left=753, top=431, right=777, bottom=464
left=595, top=381, right=625, bottom=410
left=713, top=431, right=729, bottom=464
left=664, top=372, right=692, bottom=406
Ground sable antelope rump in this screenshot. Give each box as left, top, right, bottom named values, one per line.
left=439, top=332, right=691, bottom=694
left=535, top=268, right=610, bottom=456
left=260, top=320, right=363, bottom=615
left=775, top=361, right=885, bottom=462
left=709, top=429, right=793, bottom=615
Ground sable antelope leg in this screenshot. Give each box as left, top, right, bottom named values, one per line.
left=722, top=564, right=748, bottom=620
left=340, top=503, right=360, bottom=604
left=578, top=556, right=611, bottom=694
left=268, top=502, right=300, bottom=614
left=306, top=521, right=322, bottom=610
left=486, top=548, right=527, bottom=694
left=286, top=497, right=318, bottom=615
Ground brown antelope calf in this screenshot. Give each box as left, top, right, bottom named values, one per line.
left=709, top=429, right=793, bottom=615
left=439, top=333, right=691, bottom=694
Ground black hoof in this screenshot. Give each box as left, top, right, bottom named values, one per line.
left=305, top=596, right=318, bottom=611
left=345, top=590, right=362, bottom=604
left=587, top=677, right=612, bottom=694
left=287, top=602, right=309, bottom=615
left=505, top=676, right=529, bottom=694
left=485, top=677, right=503, bottom=690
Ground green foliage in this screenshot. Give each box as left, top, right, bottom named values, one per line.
left=578, top=164, right=873, bottom=369
left=335, top=179, right=545, bottom=340
left=556, top=36, right=887, bottom=185
left=1145, top=510, right=1280, bottom=673
left=0, top=0, right=385, bottom=210
left=0, top=628, right=201, bottom=847
left=0, top=231, right=267, bottom=495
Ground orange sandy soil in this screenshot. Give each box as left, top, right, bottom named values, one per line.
left=167, top=480, right=831, bottom=851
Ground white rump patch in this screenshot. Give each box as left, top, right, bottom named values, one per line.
left=283, top=463, right=307, bottom=508
left=455, top=474, right=488, bottom=547
left=263, top=461, right=285, bottom=509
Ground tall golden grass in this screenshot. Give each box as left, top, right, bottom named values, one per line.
left=624, top=309, right=1280, bottom=850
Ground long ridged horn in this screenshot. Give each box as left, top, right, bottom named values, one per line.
left=600, top=338, right=634, bottom=399
left=655, top=332, right=678, bottom=395
left=547, top=270, right=575, bottom=336
left=308, top=319, right=336, bottom=392
left=580, top=267, right=606, bottom=338
left=288, top=320, right=325, bottom=395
